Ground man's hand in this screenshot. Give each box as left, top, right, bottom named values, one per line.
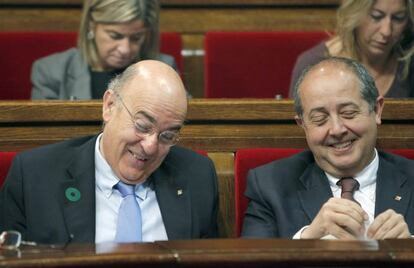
left=367, top=209, right=411, bottom=239
left=301, top=197, right=368, bottom=239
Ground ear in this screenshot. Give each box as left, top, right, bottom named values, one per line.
left=102, top=89, right=116, bottom=123
left=295, top=114, right=304, bottom=129
left=374, top=95, right=384, bottom=126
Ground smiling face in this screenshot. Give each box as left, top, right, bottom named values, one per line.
left=100, top=61, right=187, bottom=184
left=92, top=19, right=146, bottom=71
left=356, top=0, right=408, bottom=59
left=296, top=62, right=384, bottom=177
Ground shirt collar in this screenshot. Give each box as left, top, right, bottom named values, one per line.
left=95, top=133, right=150, bottom=200
left=327, top=148, right=378, bottom=190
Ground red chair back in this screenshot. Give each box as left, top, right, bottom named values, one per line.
left=234, top=148, right=302, bottom=236
left=0, top=152, right=17, bottom=187
left=204, top=31, right=329, bottom=98
left=0, top=32, right=182, bottom=100
left=387, top=149, right=414, bottom=159
left=160, top=32, right=183, bottom=75
left=0, top=32, right=77, bottom=99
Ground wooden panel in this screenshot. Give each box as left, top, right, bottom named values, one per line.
left=0, top=0, right=340, bottom=6
left=5, top=238, right=414, bottom=267
left=161, top=8, right=336, bottom=33
left=0, top=99, right=411, bottom=122
left=208, top=152, right=235, bottom=238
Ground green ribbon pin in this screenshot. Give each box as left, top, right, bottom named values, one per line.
left=65, top=187, right=81, bottom=202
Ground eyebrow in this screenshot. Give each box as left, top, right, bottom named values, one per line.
left=337, top=102, right=359, bottom=110
left=135, top=111, right=156, bottom=124
left=308, top=107, right=327, bottom=116
left=307, top=102, right=359, bottom=116
left=371, top=8, right=407, bottom=15
left=105, top=29, right=147, bottom=36
left=136, top=111, right=183, bottom=132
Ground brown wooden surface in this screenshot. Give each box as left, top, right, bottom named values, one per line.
left=1, top=99, right=412, bottom=152
left=0, top=99, right=413, bottom=238
left=0, top=0, right=340, bottom=6
left=1, top=238, right=414, bottom=267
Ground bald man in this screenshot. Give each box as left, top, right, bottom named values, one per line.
left=242, top=57, right=414, bottom=240
left=0, top=60, right=218, bottom=244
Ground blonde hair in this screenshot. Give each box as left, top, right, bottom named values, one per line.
left=335, top=0, right=414, bottom=79
left=78, top=0, right=160, bottom=68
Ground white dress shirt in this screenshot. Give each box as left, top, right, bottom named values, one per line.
left=94, top=134, right=168, bottom=243
left=293, top=149, right=378, bottom=239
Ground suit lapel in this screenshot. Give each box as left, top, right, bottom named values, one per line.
left=374, top=156, right=412, bottom=217
left=60, top=136, right=97, bottom=243
left=66, top=51, right=92, bottom=99
left=153, top=157, right=191, bottom=240
left=298, top=164, right=333, bottom=222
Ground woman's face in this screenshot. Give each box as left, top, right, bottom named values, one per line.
left=93, top=19, right=147, bottom=71
left=356, top=0, right=408, bottom=59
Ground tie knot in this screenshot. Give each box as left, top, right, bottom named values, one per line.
left=115, top=181, right=135, bottom=197
left=336, top=177, right=360, bottom=203
left=337, top=177, right=359, bottom=192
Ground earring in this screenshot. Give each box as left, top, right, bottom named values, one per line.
left=87, top=30, right=94, bottom=40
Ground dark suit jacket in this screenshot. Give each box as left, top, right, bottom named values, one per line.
left=241, top=150, right=414, bottom=238
left=0, top=135, right=218, bottom=244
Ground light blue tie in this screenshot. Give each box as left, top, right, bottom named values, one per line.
left=114, top=181, right=142, bottom=243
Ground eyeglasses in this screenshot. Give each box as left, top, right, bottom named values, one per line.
left=115, top=92, right=181, bottom=146
left=0, top=231, right=36, bottom=250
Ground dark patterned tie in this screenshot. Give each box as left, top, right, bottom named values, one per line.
left=336, top=177, right=360, bottom=204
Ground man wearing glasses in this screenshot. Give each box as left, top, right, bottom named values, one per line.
left=0, top=60, right=218, bottom=245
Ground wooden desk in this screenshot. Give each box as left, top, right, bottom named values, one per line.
left=1, top=239, right=414, bottom=267
left=0, top=99, right=413, bottom=238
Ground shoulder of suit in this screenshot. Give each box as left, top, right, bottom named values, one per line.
left=252, top=150, right=314, bottom=173
left=33, top=47, right=81, bottom=66
left=166, top=146, right=211, bottom=166
left=378, top=150, right=414, bottom=164
left=18, top=135, right=96, bottom=159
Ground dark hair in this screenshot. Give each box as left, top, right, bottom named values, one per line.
left=293, top=57, right=379, bottom=117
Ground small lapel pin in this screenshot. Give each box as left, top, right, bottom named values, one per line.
left=177, top=189, right=183, bottom=196
left=394, top=195, right=402, bottom=201
left=65, top=187, right=81, bottom=202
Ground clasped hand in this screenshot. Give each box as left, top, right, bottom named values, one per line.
left=301, top=198, right=411, bottom=240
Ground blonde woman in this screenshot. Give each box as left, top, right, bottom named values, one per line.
left=31, top=0, right=177, bottom=100
left=289, top=0, right=414, bottom=98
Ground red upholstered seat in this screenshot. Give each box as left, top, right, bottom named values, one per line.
left=0, top=32, right=182, bottom=100
left=387, top=149, right=414, bottom=159
left=234, top=148, right=302, bottom=236
left=159, top=32, right=183, bottom=75
left=0, top=152, right=17, bottom=187
left=195, top=149, right=208, bottom=156
left=204, top=31, right=329, bottom=98
left=0, top=32, right=77, bottom=100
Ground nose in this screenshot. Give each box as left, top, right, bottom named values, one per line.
left=117, top=38, right=132, bottom=55
left=140, top=132, right=159, bottom=156
left=379, top=17, right=392, bottom=38
left=328, top=116, right=347, bottom=138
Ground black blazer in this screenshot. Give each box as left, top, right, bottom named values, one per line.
left=241, top=150, right=414, bottom=238
left=0, top=135, right=218, bottom=244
